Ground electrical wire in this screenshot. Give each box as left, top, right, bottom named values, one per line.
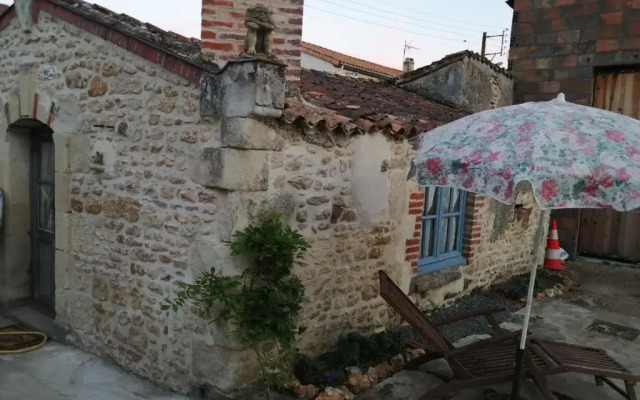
left=305, top=5, right=481, bottom=45
left=364, top=0, right=508, bottom=30
left=309, top=25, right=500, bottom=56
left=305, top=16, right=475, bottom=51
left=304, top=18, right=476, bottom=61
left=314, top=0, right=493, bottom=34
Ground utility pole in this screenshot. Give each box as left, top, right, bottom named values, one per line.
left=481, top=29, right=508, bottom=59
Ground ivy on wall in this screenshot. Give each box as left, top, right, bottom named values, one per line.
left=163, top=214, right=311, bottom=393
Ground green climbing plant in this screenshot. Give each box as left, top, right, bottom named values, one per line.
left=162, top=214, right=310, bottom=393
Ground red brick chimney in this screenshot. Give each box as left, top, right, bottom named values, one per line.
left=201, top=0, right=303, bottom=80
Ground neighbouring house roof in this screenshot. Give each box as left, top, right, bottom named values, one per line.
left=506, top=0, right=514, bottom=8
left=283, top=69, right=468, bottom=137
left=0, top=0, right=218, bottom=80
left=302, top=41, right=403, bottom=79
left=397, top=50, right=512, bottom=85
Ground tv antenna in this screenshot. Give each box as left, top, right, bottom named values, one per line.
left=404, top=40, right=420, bottom=60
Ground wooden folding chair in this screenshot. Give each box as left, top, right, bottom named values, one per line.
left=379, top=270, right=640, bottom=399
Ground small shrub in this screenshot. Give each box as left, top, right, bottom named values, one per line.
left=162, top=214, right=310, bottom=393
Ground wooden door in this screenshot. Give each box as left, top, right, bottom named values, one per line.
left=31, top=131, right=56, bottom=315
left=578, top=70, right=640, bottom=262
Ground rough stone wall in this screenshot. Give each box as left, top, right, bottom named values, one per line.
left=0, top=12, right=215, bottom=393
left=509, top=0, right=640, bottom=105
left=268, top=126, right=416, bottom=353
left=283, top=130, right=544, bottom=351
left=461, top=58, right=514, bottom=112
left=399, top=62, right=465, bottom=109
left=461, top=188, right=548, bottom=292
left=398, top=59, right=513, bottom=113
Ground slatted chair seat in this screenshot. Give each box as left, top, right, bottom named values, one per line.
left=527, top=339, right=639, bottom=400
left=452, top=342, right=522, bottom=378
left=534, top=340, right=631, bottom=377
left=416, top=337, right=547, bottom=399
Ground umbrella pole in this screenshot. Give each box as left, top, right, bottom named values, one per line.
left=511, top=209, right=547, bottom=399
left=510, top=262, right=538, bottom=400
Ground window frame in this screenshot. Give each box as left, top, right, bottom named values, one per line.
left=418, top=187, right=468, bottom=275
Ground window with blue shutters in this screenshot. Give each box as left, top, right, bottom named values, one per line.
left=419, top=187, right=467, bottom=275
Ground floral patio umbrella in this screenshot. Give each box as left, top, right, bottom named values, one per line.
left=413, top=94, right=640, bottom=212
left=411, top=93, right=640, bottom=400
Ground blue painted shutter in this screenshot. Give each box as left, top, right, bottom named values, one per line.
left=418, top=187, right=467, bottom=274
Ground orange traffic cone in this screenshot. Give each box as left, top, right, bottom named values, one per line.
left=544, top=219, right=566, bottom=271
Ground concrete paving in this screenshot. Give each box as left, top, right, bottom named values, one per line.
left=0, top=341, right=187, bottom=400
left=360, top=261, right=640, bottom=400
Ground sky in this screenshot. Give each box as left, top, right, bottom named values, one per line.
left=0, top=0, right=513, bottom=70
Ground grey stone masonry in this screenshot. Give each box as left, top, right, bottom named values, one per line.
left=200, top=59, right=286, bottom=119
left=195, top=59, right=287, bottom=192
left=190, top=147, right=269, bottom=192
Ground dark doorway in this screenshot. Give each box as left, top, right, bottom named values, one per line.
left=30, top=128, right=55, bottom=315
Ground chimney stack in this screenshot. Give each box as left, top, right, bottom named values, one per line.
left=201, top=0, right=304, bottom=80
left=403, top=58, right=415, bottom=73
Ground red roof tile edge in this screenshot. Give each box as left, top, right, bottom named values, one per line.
left=302, top=41, right=403, bottom=79
left=282, top=95, right=447, bottom=138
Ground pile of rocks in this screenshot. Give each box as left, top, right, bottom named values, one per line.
left=533, top=274, right=578, bottom=302
left=285, top=348, right=426, bottom=400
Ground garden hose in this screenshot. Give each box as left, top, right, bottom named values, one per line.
left=0, top=331, right=48, bottom=354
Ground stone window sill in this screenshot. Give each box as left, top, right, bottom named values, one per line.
left=410, top=259, right=465, bottom=295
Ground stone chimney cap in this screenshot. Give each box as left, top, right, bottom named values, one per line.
left=403, top=58, right=415, bottom=73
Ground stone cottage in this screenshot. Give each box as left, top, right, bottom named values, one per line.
left=0, top=0, right=544, bottom=396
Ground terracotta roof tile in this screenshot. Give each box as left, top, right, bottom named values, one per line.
left=283, top=69, right=468, bottom=136
left=302, top=41, right=402, bottom=79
